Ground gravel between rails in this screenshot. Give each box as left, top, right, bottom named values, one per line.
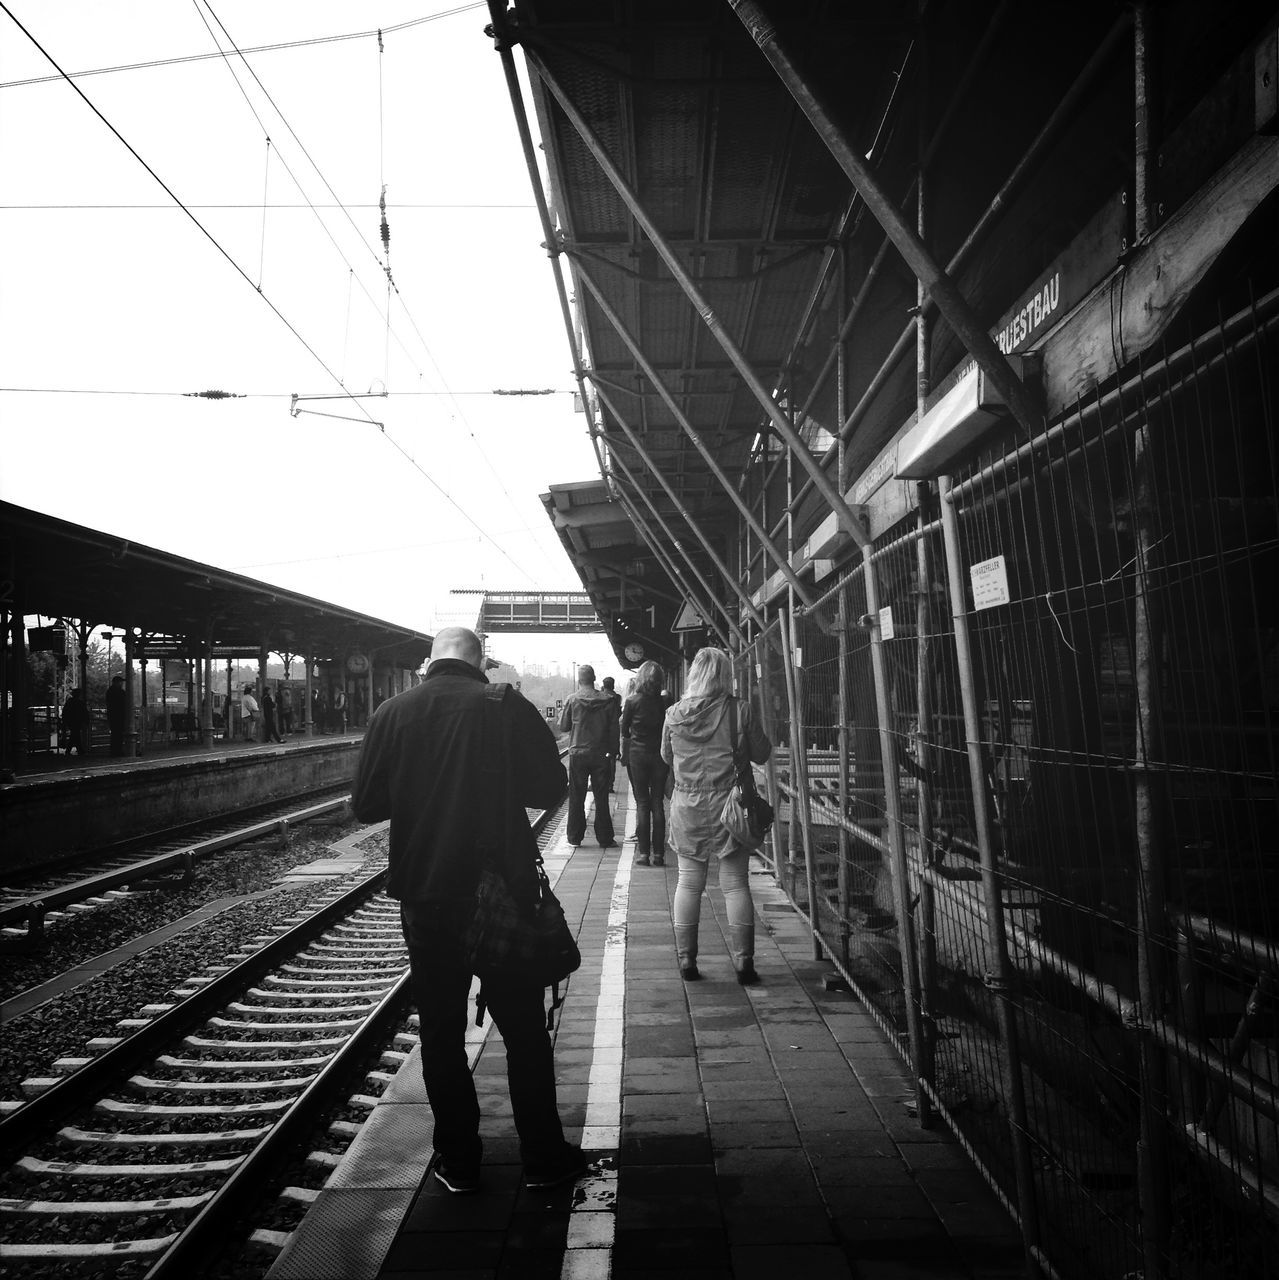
left=0, top=825, right=392, bottom=1101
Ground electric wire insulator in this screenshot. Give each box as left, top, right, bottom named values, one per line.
left=184, top=389, right=244, bottom=399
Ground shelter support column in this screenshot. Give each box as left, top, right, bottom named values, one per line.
left=303, top=651, right=314, bottom=739
left=6, top=583, right=28, bottom=774
left=200, top=623, right=215, bottom=749
left=124, top=629, right=137, bottom=758
left=257, top=641, right=268, bottom=744
left=138, top=649, right=148, bottom=756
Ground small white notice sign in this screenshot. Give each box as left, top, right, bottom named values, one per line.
left=878, top=605, right=895, bottom=639
left=970, top=554, right=1011, bottom=610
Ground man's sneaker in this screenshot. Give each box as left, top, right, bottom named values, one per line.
left=525, top=1144, right=590, bottom=1189
left=433, top=1158, right=480, bottom=1194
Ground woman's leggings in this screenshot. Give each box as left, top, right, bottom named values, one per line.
left=673, top=847, right=753, bottom=931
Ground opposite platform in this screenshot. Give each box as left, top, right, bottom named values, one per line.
left=270, top=783, right=1027, bottom=1279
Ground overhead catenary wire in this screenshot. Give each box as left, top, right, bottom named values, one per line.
left=0, top=4, right=539, bottom=584
left=0, top=1, right=378, bottom=434
left=0, top=3, right=486, bottom=89
left=190, top=0, right=426, bottom=382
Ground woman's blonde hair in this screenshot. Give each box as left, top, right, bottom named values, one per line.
left=633, top=659, right=663, bottom=697
left=683, top=647, right=733, bottom=700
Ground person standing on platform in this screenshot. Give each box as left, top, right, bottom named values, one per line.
left=601, top=676, right=622, bottom=792
left=313, top=687, right=324, bottom=734
left=621, top=661, right=672, bottom=867
left=262, top=686, right=284, bottom=743
left=106, top=673, right=127, bottom=757
left=332, top=686, right=347, bottom=734
left=241, top=685, right=260, bottom=742
left=351, top=625, right=585, bottom=1194
left=557, top=664, right=618, bottom=848
left=62, top=687, right=89, bottom=756
left=662, top=647, right=771, bottom=984
left=279, top=683, right=294, bottom=736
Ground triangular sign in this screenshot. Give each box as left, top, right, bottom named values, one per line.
left=672, top=599, right=708, bottom=631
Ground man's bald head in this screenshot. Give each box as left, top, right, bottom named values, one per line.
left=430, top=627, right=484, bottom=669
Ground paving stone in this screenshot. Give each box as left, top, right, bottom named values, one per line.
left=611, top=1227, right=731, bottom=1273
left=709, top=1122, right=800, bottom=1151
left=616, top=1165, right=720, bottom=1229
left=728, top=1243, right=856, bottom=1280
left=719, top=1201, right=837, bottom=1245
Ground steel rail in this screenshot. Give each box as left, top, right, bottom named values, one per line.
left=0, top=864, right=386, bottom=1161
left=0, top=794, right=351, bottom=934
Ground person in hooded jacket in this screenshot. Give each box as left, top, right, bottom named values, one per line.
left=620, top=660, right=672, bottom=866
left=661, top=647, right=771, bottom=984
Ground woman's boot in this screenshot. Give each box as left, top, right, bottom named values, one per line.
left=674, top=923, right=699, bottom=980
left=729, top=925, right=759, bottom=985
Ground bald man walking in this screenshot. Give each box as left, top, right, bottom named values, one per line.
left=352, top=627, right=585, bottom=1194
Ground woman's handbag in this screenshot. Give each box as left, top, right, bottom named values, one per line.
left=464, top=684, right=581, bottom=1028
left=719, top=699, right=774, bottom=850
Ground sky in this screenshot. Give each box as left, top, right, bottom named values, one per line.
left=0, top=1, right=622, bottom=678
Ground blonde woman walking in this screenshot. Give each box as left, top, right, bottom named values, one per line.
left=661, top=647, right=771, bottom=983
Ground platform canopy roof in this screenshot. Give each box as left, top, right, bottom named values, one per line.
left=1, top=501, right=433, bottom=671
left=510, top=0, right=914, bottom=663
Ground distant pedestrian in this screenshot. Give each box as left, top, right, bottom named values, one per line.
left=558, top=664, right=619, bottom=848
left=262, top=687, right=284, bottom=743
left=332, top=686, right=347, bottom=733
left=279, top=684, right=294, bottom=735
left=621, top=661, right=672, bottom=867
left=241, top=685, right=260, bottom=741
left=106, top=674, right=127, bottom=757
left=314, top=688, right=327, bottom=733
left=601, top=676, right=622, bottom=792
left=61, top=687, right=89, bottom=756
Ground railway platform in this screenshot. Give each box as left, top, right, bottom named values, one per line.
left=268, top=789, right=1024, bottom=1280
left=1, top=732, right=360, bottom=872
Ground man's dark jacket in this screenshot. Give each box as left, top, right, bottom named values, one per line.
left=351, top=659, right=566, bottom=903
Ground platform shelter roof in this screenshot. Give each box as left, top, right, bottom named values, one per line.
left=1, top=501, right=433, bottom=671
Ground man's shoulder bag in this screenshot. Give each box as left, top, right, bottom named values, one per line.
left=464, top=683, right=582, bottom=1028
left=719, top=698, right=775, bottom=851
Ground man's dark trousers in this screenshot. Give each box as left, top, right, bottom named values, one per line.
left=566, top=748, right=614, bottom=846
left=400, top=902, right=565, bottom=1168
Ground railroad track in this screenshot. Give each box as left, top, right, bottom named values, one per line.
left=0, top=788, right=355, bottom=946
left=0, top=787, right=568, bottom=1276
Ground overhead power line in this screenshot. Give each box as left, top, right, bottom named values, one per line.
left=0, top=3, right=484, bottom=89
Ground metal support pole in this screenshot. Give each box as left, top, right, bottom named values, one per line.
left=522, top=44, right=874, bottom=551
left=7, top=585, right=28, bottom=773
left=937, top=475, right=1043, bottom=1273
left=779, top=607, right=819, bottom=945
left=604, top=439, right=741, bottom=647
left=574, top=264, right=814, bottom=605
left=590, top=380, right=765, bottom=633
left=913, top=12, right=938, bottom=1129
left=729, top=0, right=1041, bottom=438
left=138, top=652, right=148, bottom=756
left=257, top=641, right=268, bottom=744
left=862, top=555, right=929, bottom=1123
left=1131, top=9, right=1169, bottom=1274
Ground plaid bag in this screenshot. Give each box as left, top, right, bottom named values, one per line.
left=718, top=699, right=774, bottom=850
left=464, top=684, right=581, bottom=1028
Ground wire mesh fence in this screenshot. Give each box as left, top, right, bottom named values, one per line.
left=739, top=288, right=1278, bottom=1279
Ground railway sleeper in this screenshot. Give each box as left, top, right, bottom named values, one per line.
left=59, top=1125, right=271, bottom=1146
left=0, top=1190, right=213, bottom=1214
left=16, top=1154, right=244, bottom=1178
left=226, top=1002, right=377, bottom=1017
left=125, top=1073, right=317, bottom=1093
left=280, top=963, right=396, bottom=977
left=208, top=1016, right=364, bottom=1032
left=242, top=988, right=382, bottom=1004
left=0, top=1233, right=179, bottom=1260
left=157, top=1053, right=334, bottom=1072
left=184, top=1034, right=346, bottom=1053
left=263, top=974, right=395, bottom=989
left=95, top=1096, right=292, bottom=1116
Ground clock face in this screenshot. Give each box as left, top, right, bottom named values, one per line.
left=623, top=642, right=645, bottom=664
